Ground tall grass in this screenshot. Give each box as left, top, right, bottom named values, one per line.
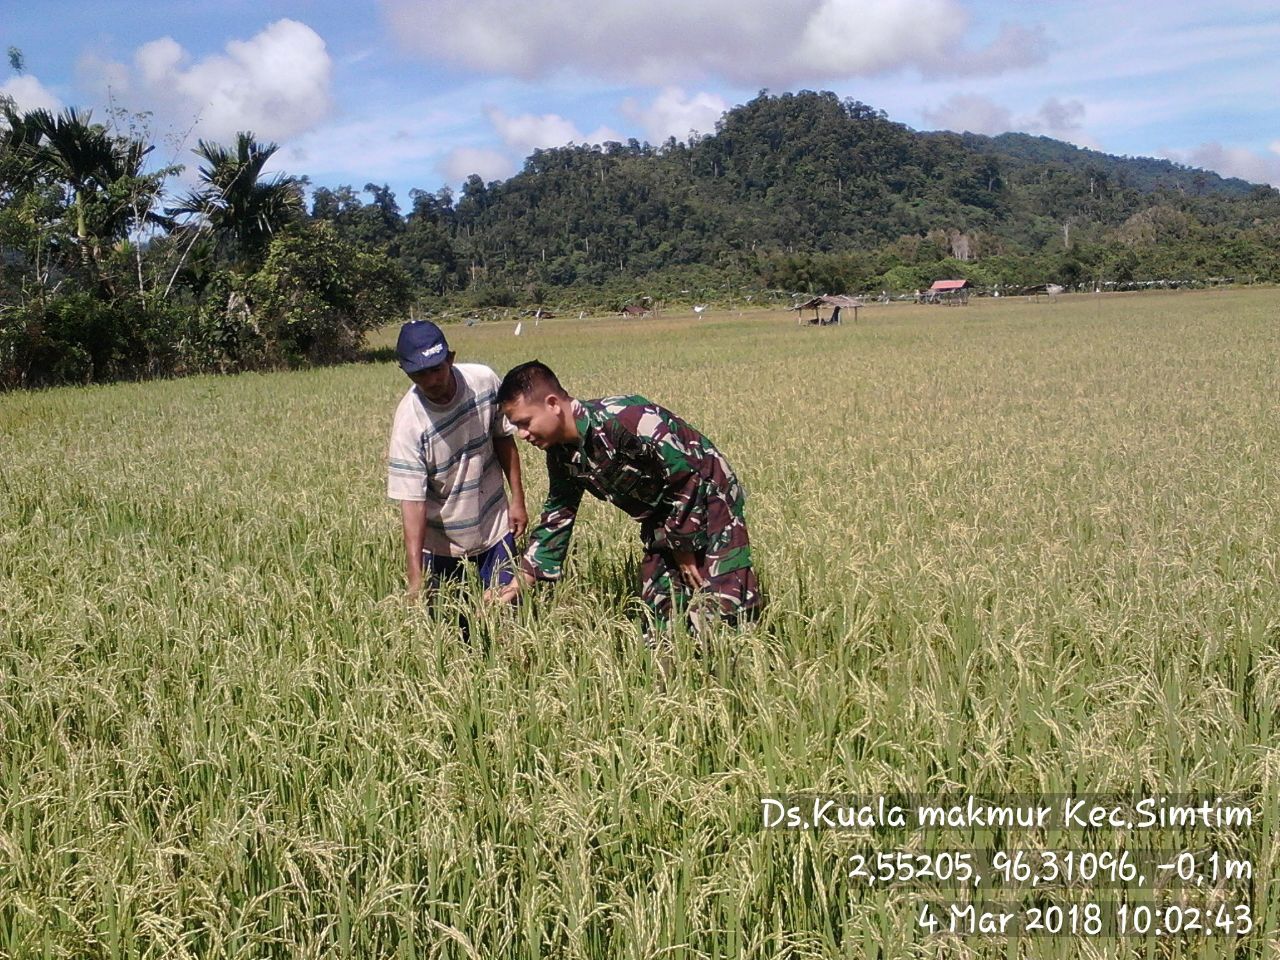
left=1, top=289, right=1277, bottom=958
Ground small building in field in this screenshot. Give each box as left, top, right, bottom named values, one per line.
left=620, top=304, right=651, bottom=318
left=924, top=279, right=972, bottom=305
left=1016, top=282, right=1066, bottom=302
left=793, top=294, right=863, bottom=325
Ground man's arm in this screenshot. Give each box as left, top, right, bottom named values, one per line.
left=523, top=452, right=585, bottom=581
left=400, top=499, right=427, bottom=596
left=493, top=435, right=528, bottom=538
left=388, top=396, right=432, bottom=597
left=490, top=451, right=584, bottom=603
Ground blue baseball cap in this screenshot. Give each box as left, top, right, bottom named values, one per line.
left=396, top=320, right=450, bottom=373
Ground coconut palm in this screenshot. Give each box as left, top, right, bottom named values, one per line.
left=169, top=132, right=304, bottom=271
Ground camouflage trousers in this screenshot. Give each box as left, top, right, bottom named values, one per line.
left=639, top=485, right=761, bottom=627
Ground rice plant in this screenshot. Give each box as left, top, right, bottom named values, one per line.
left=1, top=288, right=1277, bottom=958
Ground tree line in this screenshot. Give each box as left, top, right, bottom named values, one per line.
left=0, top=102, right=410, bottom=389
left=3, top=84, right=1279, bottom=389
left=454, top=92, right=1280, bottom=300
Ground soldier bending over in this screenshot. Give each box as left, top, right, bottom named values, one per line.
left=490, top=360, right=761, bottom=629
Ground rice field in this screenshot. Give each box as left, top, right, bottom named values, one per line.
left=1, top=288, right=1278, bottom=959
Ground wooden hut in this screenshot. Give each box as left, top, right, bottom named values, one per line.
left=924, top=279, right=972, bottom=305
left=793, top=294, right=863, bottom=325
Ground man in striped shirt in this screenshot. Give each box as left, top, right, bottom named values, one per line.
left=387, top=320, right=527, bottom=600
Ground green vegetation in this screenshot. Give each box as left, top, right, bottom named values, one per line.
left=0, top=107, right=409, bottom=388
left=454, top=92, right=1280, bottom=299
left=5, top=84, right=1280, bottom=388
left=2, top=289, right=1277, bottom=957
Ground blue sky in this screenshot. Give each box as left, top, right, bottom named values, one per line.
left=5, top=0, right=1279, bottom=207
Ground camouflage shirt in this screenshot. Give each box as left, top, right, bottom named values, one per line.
left=522, top=397, right=748, bottom=581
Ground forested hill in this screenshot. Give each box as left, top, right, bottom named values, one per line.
left=440, top=90, right=1278, bottom=299
left=965, top=131, right=1256, bottom=198
left=6, top=87, right=1279, bottom=388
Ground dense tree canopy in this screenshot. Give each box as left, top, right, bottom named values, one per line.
left=2, top=86, right=1279, bottom=388
left=443, top=91, right=1279, bottom=298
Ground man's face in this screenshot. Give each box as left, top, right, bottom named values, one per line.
left=407, top=354, right=456, bottom=404
left=504, top=394, right=566, bottom=449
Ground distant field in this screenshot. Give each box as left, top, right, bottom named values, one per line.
left=2, top=288, right=1278, bottom=958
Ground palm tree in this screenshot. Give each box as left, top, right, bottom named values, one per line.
left=0, top=105, right=44, bottom=194
left=169, top=132, right=304, bottom=270
left=15, top=107, right=170, bottom=293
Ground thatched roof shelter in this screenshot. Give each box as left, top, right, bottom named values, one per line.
left=793, top=294, right=862, bottom=325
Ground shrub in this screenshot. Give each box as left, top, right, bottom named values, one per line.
left=246, top=222, right=410, bottom=365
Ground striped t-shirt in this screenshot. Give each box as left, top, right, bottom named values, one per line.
left=386, top=363, right=515, bottom=557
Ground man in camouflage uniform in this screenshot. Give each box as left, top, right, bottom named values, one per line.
left=491, top=360, right=761, bottom=626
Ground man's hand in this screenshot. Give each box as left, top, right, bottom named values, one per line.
left=672, top=549, right=706, bottom=590
left=487, top=570, right=534, bottom=605
left=508, top=499, right=529, bottom=538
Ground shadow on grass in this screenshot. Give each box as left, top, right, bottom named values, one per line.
left=356, top=346, right=399, bottom=365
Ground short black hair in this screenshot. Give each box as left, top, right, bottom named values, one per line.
left=497, top=360, right=568, bottom=407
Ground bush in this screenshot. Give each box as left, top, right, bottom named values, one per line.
left=465, top=283, right=519, bottom=309
left=246, top=222, right=410, bottom=365
left=0, top=292, right=184, bottom=389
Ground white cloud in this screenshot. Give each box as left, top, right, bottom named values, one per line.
left=484, top=106, right=621, bottom=152
left=81, top=19, right=333, bottom=145
left=620, top=87, right=727, bottom=143
left=484, top=107, right=578, bottom=151
left=274, top=115, right=450, bottom=184
left=1168, top=142, right=1280, bottom=187
left=441, top=146, right=515, bottom=183
left=135, top=37, right=185, bottom=86
left=75, top=53, right=130, bottom=99
left=380, top=0, right=1046, bottom=86
left=935, top=22, right=1048, bottom=78
left=0, top=74, right=64, bottom=113
left=800, top=0, right=969, bottom=73
left=919, top=94, right=1013, bottom=135
left=1031, top=97, right=1085, bottom=139
left=1021, top=9, right=1280, bottom=91
left=265, top=94, right=523, bottom=193
left=920, top=93, right=1095, bottom=145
